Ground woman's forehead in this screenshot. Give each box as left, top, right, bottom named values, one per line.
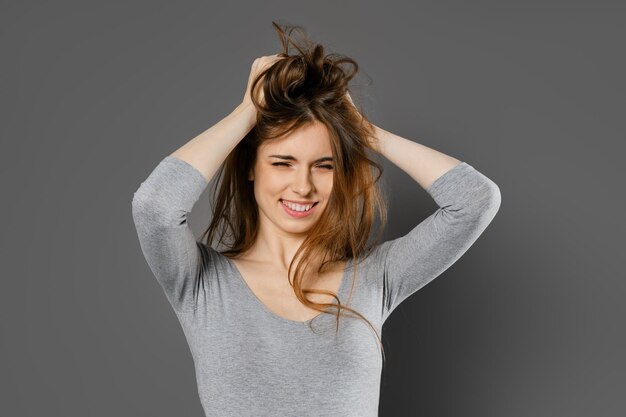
left=260, top=123, right=332, bottom=157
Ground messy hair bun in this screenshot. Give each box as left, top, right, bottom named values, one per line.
left=249, top=21, right=374, bottom=142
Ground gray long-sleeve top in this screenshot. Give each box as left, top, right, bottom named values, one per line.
left=131, top=155, right=501, bottom=417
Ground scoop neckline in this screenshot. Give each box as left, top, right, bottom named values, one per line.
left=222, top=253, right=353, bottom=327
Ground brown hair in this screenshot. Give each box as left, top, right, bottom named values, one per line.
left=199, top=21, right=390, bottom=364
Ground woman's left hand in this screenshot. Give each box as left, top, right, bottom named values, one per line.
left=345, top=91, right=382, bottom=152
left=345, top=91, right=356, bottom=109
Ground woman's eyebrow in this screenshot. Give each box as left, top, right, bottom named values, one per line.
left=268, top=154, right=334, bottom=163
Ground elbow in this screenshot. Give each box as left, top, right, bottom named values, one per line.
left=131, top=180, right=161, bottom=214
left=489, top=181, right=501, bottom=210
left=131, top=186, right=149, bottom=214
left=478, top=180, right=501, bottom=222
left=131, top=185, right=161, bottom=224
left=131, top=191, right=150, bottom=226
left=131, top=185, right=183, bottom=228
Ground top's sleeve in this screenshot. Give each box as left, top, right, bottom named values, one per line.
left=131, top=155, right=212, bottom=315
left=377, top=161, right=501, bottom=324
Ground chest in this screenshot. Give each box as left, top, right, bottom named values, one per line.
left=230, top=258, right=346, bottom=323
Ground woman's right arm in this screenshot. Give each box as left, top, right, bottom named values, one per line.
left=169, top=102, right=257, bottom=182
left=131, top=54, right=286, bottom=315
left=171, top=53, right=287, bottom=180
left=131, top=103, right=256, bottom=314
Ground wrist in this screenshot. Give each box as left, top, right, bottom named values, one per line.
left=232, top=101, right=257, bottom=128
left=235, top=100, right=254, bottom=113
left=371, top=124, right=386, bottom=155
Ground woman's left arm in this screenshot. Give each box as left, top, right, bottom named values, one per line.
left=373, top=124, right=463, bottom=189
left=345, top=92, right=461, bottom=187
left=367, top=123, right=502, bottom=323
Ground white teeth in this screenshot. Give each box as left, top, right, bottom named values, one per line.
left=282, top=200, right=314, bottom=211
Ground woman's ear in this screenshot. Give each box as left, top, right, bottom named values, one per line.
left=248, top=168, right=254, bottom=181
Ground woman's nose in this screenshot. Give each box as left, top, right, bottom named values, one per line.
left=291, top=169, right=314, bottom=195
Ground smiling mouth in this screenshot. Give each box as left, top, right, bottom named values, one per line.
left=280, top=199, right=319, bottom=205
left=279, top=200, right=319, bottom=215
left=280, top=199, right=319, bottom=207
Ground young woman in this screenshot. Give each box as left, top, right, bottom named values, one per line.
left=132, top=22, right=501, bottom=417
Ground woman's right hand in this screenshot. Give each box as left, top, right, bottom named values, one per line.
left=241, top=54, right=287, bottom=108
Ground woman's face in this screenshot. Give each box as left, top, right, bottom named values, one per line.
left=249, top=120, right=335, bottom=235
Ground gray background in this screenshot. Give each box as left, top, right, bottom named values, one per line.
left=1, top=1, right=624, bottom=416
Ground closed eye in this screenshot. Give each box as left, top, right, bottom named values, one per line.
left=271, top=162, right=334, bottom=170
